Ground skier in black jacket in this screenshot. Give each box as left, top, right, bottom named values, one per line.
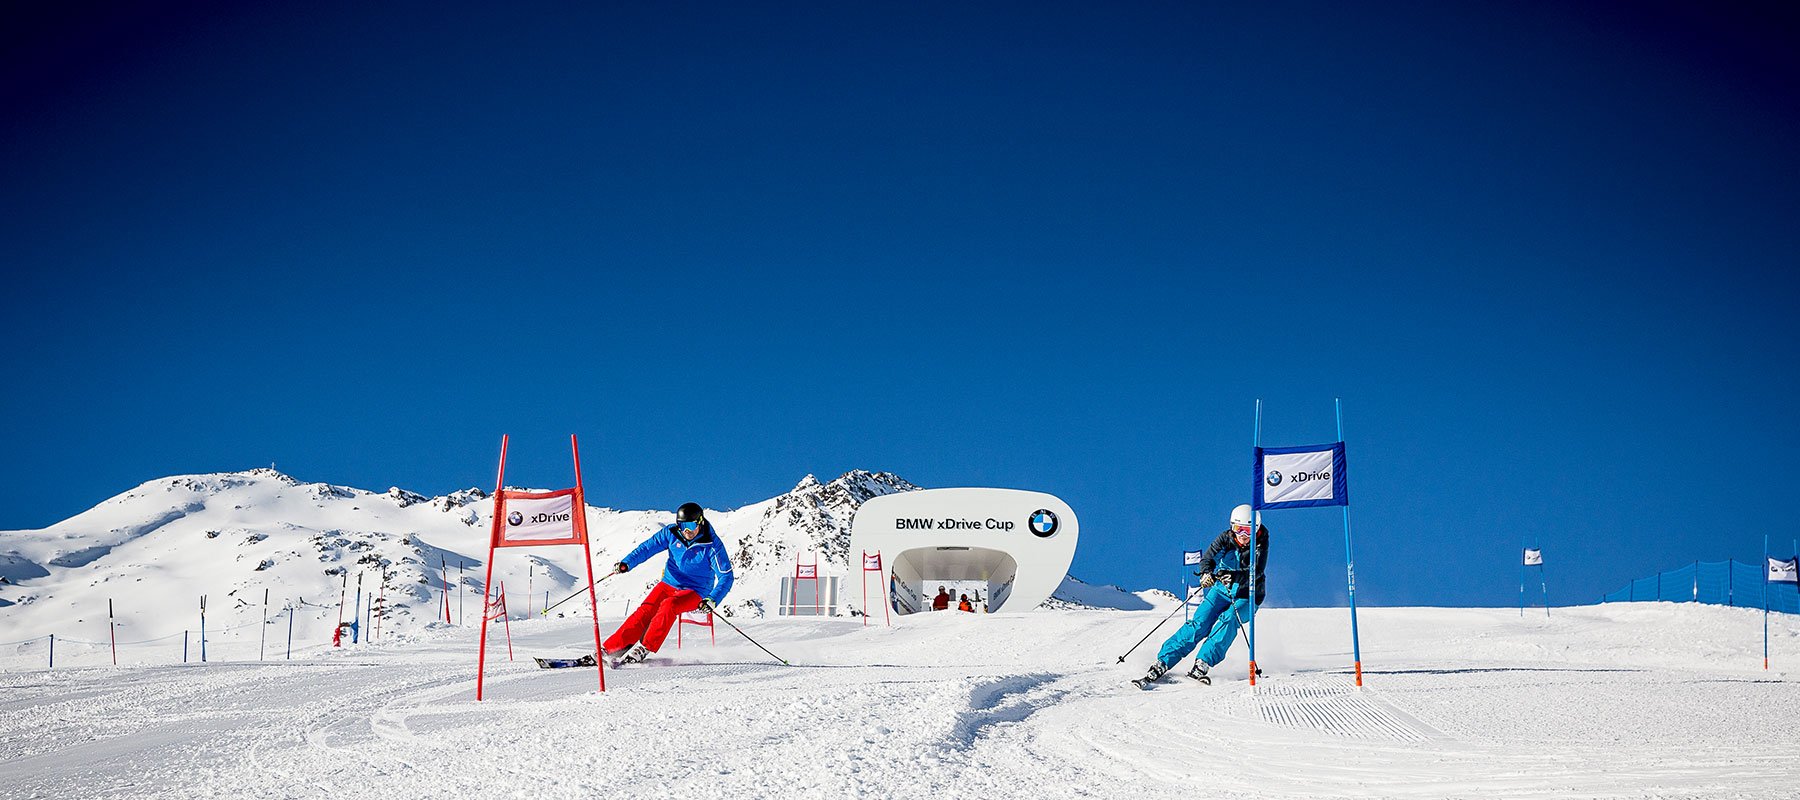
left=1135, top=504, right=1268, bottom=687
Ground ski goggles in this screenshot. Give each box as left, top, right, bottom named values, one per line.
left=1232, top=524, right=1254, bottom=537
left=677, top=520, right=701, bottom=533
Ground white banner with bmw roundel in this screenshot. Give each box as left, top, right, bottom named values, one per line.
left=500, top=491, right=579, bottom=543
left=1253, top=442, right=1348, bottom=510
left=1524, top=548, right=1543, bottom=566
left=1770, top=557, right=1799, bottom=584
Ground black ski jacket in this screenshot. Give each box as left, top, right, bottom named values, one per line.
left=1196, top=526, right=1269, bottom=604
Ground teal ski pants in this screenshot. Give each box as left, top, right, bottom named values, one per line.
left=1155, top=583, right=1256, bottom=670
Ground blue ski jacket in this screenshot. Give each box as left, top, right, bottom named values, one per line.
left=621, top=522, right=735, bottom=604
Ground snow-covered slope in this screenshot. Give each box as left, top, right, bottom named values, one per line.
left=0, top=468, right=921, bottom=647
left=0, top=602, right=1794, bottom=798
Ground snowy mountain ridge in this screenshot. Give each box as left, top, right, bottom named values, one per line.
left=0, top=468, right=1140, bottom=644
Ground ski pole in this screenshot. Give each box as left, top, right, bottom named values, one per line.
left=1116, top=598, right=1191, bottom=663
left=707, top=606, right=789, bottom=665
left=542, top=569, right=618, bottom=616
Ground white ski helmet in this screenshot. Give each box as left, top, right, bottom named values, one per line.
left=1230, top=504, right=1254, bottom=529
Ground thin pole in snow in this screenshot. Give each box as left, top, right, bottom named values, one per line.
left=199, top=595, right=208, bottom=663
left=108, top=598, right=117, bottom=666
left=1248, top=398, right=1261, bottom=688
left=1337, top=398, right=1365, bottom=686
left=286, top=605, right=294, bottom=660
left=1538, top=539, right=1549, bottom=618
left=260, top=588, right=269, bottom=661
left=353, top=571, right=364, bottom=644
left=1765, top=534, right=1771, bottom=670
left=48, top=634, right=54, bottom=669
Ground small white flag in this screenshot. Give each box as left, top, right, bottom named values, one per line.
left=1769, top=557, right=1798, bottom=584
left=1524, top=548, right=1543, bottom=566
left=796, top=564, right=817, bottom=579
left=863, top=552, right=882, bottom=570
left=1183, top=549, right=1205, bottom=566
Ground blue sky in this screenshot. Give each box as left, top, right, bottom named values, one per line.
left=4, top=1, right=1798, bottom=608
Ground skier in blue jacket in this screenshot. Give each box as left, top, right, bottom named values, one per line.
left=1136, top=504, right=1268, bottom=687
left=601, top=502, right=734, bottom=664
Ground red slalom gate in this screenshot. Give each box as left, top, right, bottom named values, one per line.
left=475, top=434, right=608, bottom=700
left=676, top=607, right=715, bottom=648
left=792, top=552, right=821, bottom=616
left=860, top=550, right=890, bottom=627
left=484, top=581, right=513, bottom=660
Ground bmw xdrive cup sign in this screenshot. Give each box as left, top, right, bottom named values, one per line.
left=1029, top=509, right=1059, bottom=538
left=1253, top=442, right=1349, bottom=510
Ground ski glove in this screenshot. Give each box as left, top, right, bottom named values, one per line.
left=1198, top=573, right=1215, bottom=590
left=614, top=561, right=629, bottom=574
left=696, top=598, right=715, bottom=614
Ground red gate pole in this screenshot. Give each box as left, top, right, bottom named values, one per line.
left=476, top=434, right=508, bottom=701
left=879, top=552, right=890, bottom=627
left=572, top=434, right=606, bottom=692
left=500, top=582, right=514, bottom=660
left=861, top=550, right=869, bottom=627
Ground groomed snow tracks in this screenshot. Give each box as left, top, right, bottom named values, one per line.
left=1251, top=676, right=1440, bottom=742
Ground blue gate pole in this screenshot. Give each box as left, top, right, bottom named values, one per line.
left=1247, top=398, right=1262, bottom=687
left=1519, top=537, right=1525, bottom=617
left=48, top=634, right=54, bottom=669
left=1765, top=535, right=1771, bottom=670
left=1337, top=398, right=1365, bottom=687
left=1539, top=560, right=1550, bottom=618
left=183, top=630, right=188, bottom=663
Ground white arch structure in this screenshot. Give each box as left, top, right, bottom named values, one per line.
left=849, top=488, right=1078, bottom=615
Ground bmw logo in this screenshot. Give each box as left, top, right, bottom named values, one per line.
left=1029, top=509, right=1059, bottom=538
left=1266, top=470, right=1283, bottom=487
left=507, top=511, right=523, bottom=526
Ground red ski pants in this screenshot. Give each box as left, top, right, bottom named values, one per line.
left=605, top=582, right=703, bottom=653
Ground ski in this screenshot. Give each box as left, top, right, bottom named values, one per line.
left=534, top=655, right=595, bottom=669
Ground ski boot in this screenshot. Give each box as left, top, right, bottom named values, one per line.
left=1131, top=661, right=1169, bottom=690
left=1186, top=662, right=1210, bottom=685
left=613, top=643, right=651, bottom=667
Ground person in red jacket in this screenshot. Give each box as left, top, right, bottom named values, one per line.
left=932, top=586, right=951, bottom=611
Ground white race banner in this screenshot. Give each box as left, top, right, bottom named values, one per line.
left=501, top=494, right=577, bottom=542
left=1524, top=548, right=1543, bottom=566
left=796, top=564, right=818, bottom=579
left=863, top=552, right=882, bottom=570
left=1769, top=557, right=1799, bottom=584
left=680, top=608, right=713, bottom=623
left=1263, top=448, right=1337, bottom=506
left=1183, top=549, right=1205, bottom=566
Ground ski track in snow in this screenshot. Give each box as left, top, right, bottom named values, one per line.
left=0, top=605, right=1796, bottom=799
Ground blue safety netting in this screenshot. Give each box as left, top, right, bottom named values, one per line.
left=1604, top=559, right=1799, bottom=613
left=1696, top=561, right=1731, bottom=604
left=1658, top=564, right=1697, bottom=602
